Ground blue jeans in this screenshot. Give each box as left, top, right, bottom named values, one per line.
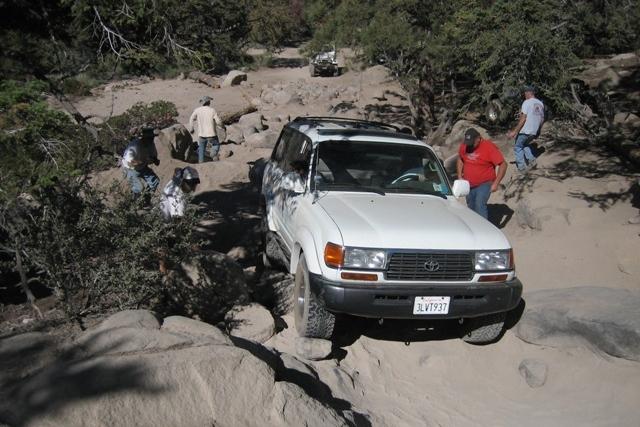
left=514, top=133, right=536, bottom=170
left=466, top=182, right=492, bottom=219
left=125, top=167, right=159, bottom=194
left=198, top=136, right=220, bottom=163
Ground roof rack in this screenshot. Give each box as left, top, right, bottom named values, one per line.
left=316, top=128, right=417, bottom=141
left=292, top=116, right=404, bottom=133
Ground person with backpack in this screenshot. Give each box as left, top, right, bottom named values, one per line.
left=508, top=85, right=545, bottom=172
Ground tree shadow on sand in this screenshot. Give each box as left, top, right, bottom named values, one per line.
left=504, top=136, right=638, bottom=210
left=192, top=181, right=262, bottom=265
left=0, top=331, right=167, bottom=427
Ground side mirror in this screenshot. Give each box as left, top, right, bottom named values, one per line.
left=282, top=172, right=305, bottom=194
left=452, top=179, right=470, bottom=198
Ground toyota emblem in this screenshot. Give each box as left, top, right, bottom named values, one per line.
left=424, top=259, right=440, bottom=272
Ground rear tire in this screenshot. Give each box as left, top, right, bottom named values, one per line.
left=309, top=64, right=317, bottom=77
left=461, top=312, right=506, bottom=344
left=294, top=254, right=335, bottom=338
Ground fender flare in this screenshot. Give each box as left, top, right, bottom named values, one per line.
left=290, top=227, right=322, bottom=275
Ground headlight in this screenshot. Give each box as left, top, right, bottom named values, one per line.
left=475, top=250, right=512, bottom=271
left=344, top=247, right=386, bottom=269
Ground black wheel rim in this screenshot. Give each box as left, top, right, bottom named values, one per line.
left=294, top=269, right=306, bottom=328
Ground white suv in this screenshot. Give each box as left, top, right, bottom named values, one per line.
left=260, top=117, right=522, bottom=343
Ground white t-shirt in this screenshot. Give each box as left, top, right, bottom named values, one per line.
left=520, top=98, right=545, bottom=135
left=189, top=105, right=222, bottom=138
left=160, top=180, right=186, bottom=219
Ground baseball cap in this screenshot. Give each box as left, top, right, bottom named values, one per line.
left=464, top=128, right=480, bottom=145
left=199, top=95, right=213, bottom=105
left=523, top=84, right=536, bottom=93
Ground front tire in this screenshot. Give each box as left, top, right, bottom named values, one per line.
left=461, top=312, right=506, bottom=344
left=294, top=254, right=335, bottom=338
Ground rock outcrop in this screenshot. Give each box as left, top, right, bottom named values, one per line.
left=0, top=310, right=361, bottom=427
left=515, top=287, right=640, bottom=361
left=222, top=70, right=248, bottom=87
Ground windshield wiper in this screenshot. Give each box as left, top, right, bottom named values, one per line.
left=319, top=184, right=386, bottom=195
left=385, top=187, right=447, bottom=199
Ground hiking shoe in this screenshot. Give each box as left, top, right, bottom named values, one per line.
left=526, top=159, right=537, bottom=170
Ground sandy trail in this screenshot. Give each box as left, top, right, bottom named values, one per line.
left=76, top=48, right=640, bottom=426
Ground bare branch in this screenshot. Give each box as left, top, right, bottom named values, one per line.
left=92, top=6, right=141, bottom=59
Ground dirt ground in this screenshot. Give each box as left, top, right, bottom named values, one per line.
left=3, top=47, right=640, bottom=426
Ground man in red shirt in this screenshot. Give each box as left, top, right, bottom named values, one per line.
left=456, top=128, right=507, bottom=219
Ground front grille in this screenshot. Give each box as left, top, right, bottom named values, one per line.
left=385, top=252, right=473, bottom=281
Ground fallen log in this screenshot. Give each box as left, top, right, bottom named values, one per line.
left=188, top=71, right=220, bottom=88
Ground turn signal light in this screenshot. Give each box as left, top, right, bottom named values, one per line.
left=324, top=242, right=344, bottom=268
left=341, top=272, right=378, bottom=281
left=509, top=248, right=515, bottom=270
left=478, top=274, right=508, bottom=282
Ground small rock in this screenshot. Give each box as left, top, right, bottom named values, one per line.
left=225, top=303, right=275, bottom=343
left=295, top=337, right=333, bottom=361
left=222, top=70, right=248, bottom=87
left=515, top=199, right=542, bottom=231
left=273, top=91, right=293, bottom=106
left=629, top=214, right=640, bottom=224
left=227, top=246, right=247, bottom=260
left=519, top=358, right=548, bottom=388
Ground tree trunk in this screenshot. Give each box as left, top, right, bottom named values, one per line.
left=15, top=244, right=43, bottom=319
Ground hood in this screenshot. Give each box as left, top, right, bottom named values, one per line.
left=318, top=193, right=510, bottom=250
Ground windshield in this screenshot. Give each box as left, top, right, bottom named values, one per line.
left=313, top=140, right=451, bottom=196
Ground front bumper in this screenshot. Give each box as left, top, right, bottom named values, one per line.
left=309, top=273, right=522, bottom=319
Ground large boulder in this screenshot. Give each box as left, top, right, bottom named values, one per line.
left=443, top=120, right=491, bottom=148
left=89, top=309, right=160, bottom=332
left=515, top=287, right=640, bottom=361
left=0, top=311, right=356, bottom=427
left=245, top=131, right=279, bottom=149
left=161, top=316, right=232, bottom=346
left=164, top=251, right=250, bottom=324
left=2, top=344, right=350, bottom=427
left=158, top=124, right=194, bottom=161
left=225, top=303, right=275, bottom=343
left=222, top=70, right=247, bottom=87
left=238, top=112, right=266, bottom=141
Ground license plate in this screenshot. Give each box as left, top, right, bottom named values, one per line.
left=413, top=296, right=450, bottom=315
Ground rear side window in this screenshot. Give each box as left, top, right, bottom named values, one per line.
left=272, top=127, right=292, bottom=164
left=280, top=130, right=311, bottom=173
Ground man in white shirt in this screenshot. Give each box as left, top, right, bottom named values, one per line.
left=121, top=127, right=160, bottom=194
left=160, top=167, right=200, bottom=219
left=508, top=85, right=545, bottom=172
left=189, top=95, right=225, bottom=163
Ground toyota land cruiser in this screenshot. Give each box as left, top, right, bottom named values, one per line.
left=260, top=117, right=522, bottom=343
